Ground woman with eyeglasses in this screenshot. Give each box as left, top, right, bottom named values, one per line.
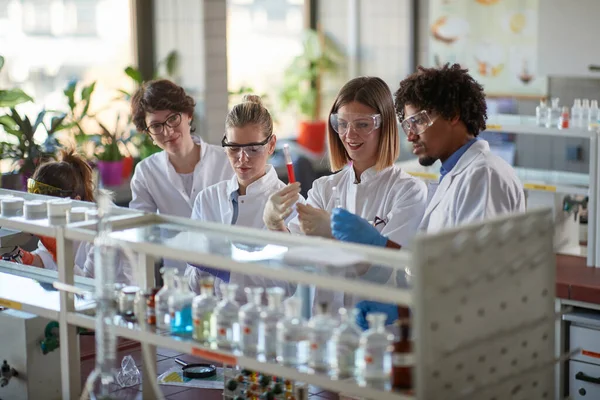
left=186, top=94, right=300, bottom=302
left=263, top=76, right=427, bottom=314
left=21, top=149, right=132, bottom=283
left=129, top=79, right=234, bottom=274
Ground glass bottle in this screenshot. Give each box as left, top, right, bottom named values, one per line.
left=571, top=99, right=582, bottom=128
left=212, top=283, right=240, bottom=349
left=192, top=277, right=217, bottom=343
left=359, top=312, right=394, bottom=380
left=546, top=97, right=561, bottom=128
left=154, top=267, right=178, bottom=330
left=392, top=307, right=413, bottom=390
left=276, top=297, right=308, bottom=366
left=169, top=276, right=194, bottom=336
left=332, top=308, right=362, bottom=377
left=589, top=100, right=599, bottom=131
left=582, top=98, right=591, bottom=127
left=559, top=106, right=570, bottom=129
left=307, top=303, right=337, bottom=371
left=239, top=287, right=264, bottom=356
left=535, top=99, right=548, bottom=127
left=260, top=287, right=285, bottom=360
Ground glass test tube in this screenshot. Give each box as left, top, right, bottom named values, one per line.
left=283, top=144, right=296, bottom=183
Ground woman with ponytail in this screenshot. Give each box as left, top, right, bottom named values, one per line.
left=23, top=149, right=132, bottom=283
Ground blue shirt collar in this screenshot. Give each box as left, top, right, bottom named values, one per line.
left=440, top=137, right=479, bottom=181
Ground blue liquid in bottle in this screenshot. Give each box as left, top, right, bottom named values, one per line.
left=171, top=305, right=193, bottom=335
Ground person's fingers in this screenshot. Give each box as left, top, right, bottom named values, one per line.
left=277, top=182, right=301, bottom=197
left=280, top=206, right=294, bottom=221
left=297, top=203, right=319, bottom=215
left=278, top=188, right=301, bottom=204
left=279, top=195, right=299, bottom=212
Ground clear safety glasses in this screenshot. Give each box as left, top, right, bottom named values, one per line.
left=330, top=113, right=382, bottom=138
left=400, top=110, right=435, bottom=137
left=145, top=113, right=182, bottom=137
left=221, top=134, right=273, bottom=159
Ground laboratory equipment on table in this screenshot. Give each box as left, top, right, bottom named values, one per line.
left=212, top=283, right=240, bottom=349
left=546, top=97, right=561, bottom=128
left=359, top=312, right=393, bottom=381
left=332, top=186, right=341, bottom=209
left=283, top=143, right=296, bottom=183
left=571, top=98, right=583, bottom=128
left=144, top=287, right=160, bottom=326
left=559, top=106, right=570, bottom=129
left=589, top=100, right=600, bottom=131
left=118, top=286, right=140, bottom=320
left=332, top=308, right=362, bottom=378
left=391, top=307, right=413, bottom=390
left=155, top=266, right=178, bottom=330
left=239, top=287, right=264, bottom=356
left=307, top=303, right=337, bottom=371
left=192, top=277, right=217, bottom=343
left=223, top=368, right=307, bottom=400
left=1, top=197, right=23, bottom=217
left=174, top=358, right=216, bottom=379
left=260, top=287, right=285, bottom=360
left=168, top=275, right=194, bottom=336
left=23, top=200, right=46, bottom=220
left=0, top=309, right=61, bottom=399
left=582, top=98, right=591, bottom=125
left=536, top=99, right=548, bottom=127
left=277, top=297, right=308, bottom=366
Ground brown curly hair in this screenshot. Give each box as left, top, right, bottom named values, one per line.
left=394, top=63, right=487, bottom=136
left=131, top=79, right=196, bottom=133
left=32, top=148, right=95, bottom=201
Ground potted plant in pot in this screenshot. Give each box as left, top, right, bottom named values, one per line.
left=93, top=119, right=125, bottom=187
left=279, top=28, right=344, bottom=154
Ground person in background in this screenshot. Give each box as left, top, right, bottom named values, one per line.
left=187, top=94, right=299, bottom=302
left=22, top=149, right=132, bottom=283
left=263, top=76, right=427, bottom=313
left=353, top=63, right=526, bottom=328
left=129, top=79, right=234, bottom=274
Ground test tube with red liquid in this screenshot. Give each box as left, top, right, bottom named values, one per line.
left=283, top=144, right=296, bottom=183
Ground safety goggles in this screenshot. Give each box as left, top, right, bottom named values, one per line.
left=145, top=113, right=182, bottom=137
left=400, top=110, right=436, bottom=137
left=330, top=113, right=382, bottom=139
left=221, top=134, right=272, bottom=159
left=27, top=179, right=73, bottom=197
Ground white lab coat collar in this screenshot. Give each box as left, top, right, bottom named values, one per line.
left=422, top=139, right=490, bottom=221
left=161, top=135, right=210, bottom=205
left=350, top=164, right=378, bottom=183
left=225, top=165, right=279, bottom=197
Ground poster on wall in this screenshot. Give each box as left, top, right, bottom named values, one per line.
left=428, top=0, right=547, bottom=97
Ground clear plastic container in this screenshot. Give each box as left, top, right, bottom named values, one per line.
left=589, top=100, right=599, bottom=131
left=212, top=283, right=240, bottom=349
left=154, top=267, right=178, bottom=330
left=332, top=308, right=362, bottom=377
left=358, top=312, right=394, bottom=380
left=535, top=99, right=548, bottom=127
left=239, top=287, right=264, bottom=356
left=260, top=287, right=285, bottom=360
left=307, top=303, right=337, bottom=371
left=276, top=297, right=308, bottom=366
left=192, top=277, right=217, bottom=343
left=168, top=276, right=195, bottom=336
left=546, top=97, right=561, bottom=128
left=571, top=99, right=582, bottom=128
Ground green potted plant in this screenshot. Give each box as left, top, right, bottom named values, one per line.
left=93, top=116, right=125, bottom=187
left=279, top=29, right=344, bottom=154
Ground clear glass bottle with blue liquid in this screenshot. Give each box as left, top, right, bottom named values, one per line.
left=168, top=276, right=194, bottom=336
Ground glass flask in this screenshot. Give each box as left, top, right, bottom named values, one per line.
left=332, top=308, right=362, bottom=377
left=276, top=297, right=308, bottom=366
left=154, top=267, right=178, bottom=330
left=358, top=312, right=394, bottom=380
left=307, top=303, right=337, bottom=371
left=168, top=275, right=194, bottom=336
left=192, top=277, right=217, bottom=343
left=239, top=287, right=264, bottom=356
left=260, top=287, right=285, bottom=360
left=212, top=283, right=240, bottom=349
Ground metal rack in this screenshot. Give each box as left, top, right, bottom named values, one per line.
left=398, top=115, right=600, bottom=267
left=0, top=189, right=556, bottom=399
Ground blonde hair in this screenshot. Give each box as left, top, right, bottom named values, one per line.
left=327, top=77, right=399, bottom=172
left=225, top=94, right=273, bottom=138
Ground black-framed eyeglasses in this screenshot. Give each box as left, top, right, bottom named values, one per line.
left=145, top=113, right=182, bottom=136
left=221, top=134, right=273, bottom=158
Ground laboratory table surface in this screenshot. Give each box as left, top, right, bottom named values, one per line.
left=556, top=253, right=600, bottom=304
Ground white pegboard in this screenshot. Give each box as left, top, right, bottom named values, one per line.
left=412, top=208, right=556, bottom=400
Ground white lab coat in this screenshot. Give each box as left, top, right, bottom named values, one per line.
left=34, top=241, right=133, bottom=284
left=129, top=135, right=234, bottom=273
left=420, top=139, right=525, bottom=233
left=186, top=165, right=300, bottom=303
left=288, top=164, right=428, bottom=312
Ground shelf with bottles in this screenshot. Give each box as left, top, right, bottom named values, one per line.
left=66, top=308, right=415, bottom=400
left=0, top=188, right=143, bottom=238
left=485, top=113, right=598, bottom=138
left=0, top=261, right=95, bottom=320
left=64, top=212, right=412, bottom=306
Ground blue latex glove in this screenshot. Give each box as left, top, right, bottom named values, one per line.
left=331, top=208, right=387, bottom=247
left=354, top=301, right=400, bottom=330
left=189, top=263, right=230, bottom=283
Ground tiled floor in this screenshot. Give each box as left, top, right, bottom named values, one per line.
left=81, top=347, right=339, bottom=399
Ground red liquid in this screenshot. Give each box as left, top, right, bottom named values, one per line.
left=286, top=163, right=296, bottom=183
